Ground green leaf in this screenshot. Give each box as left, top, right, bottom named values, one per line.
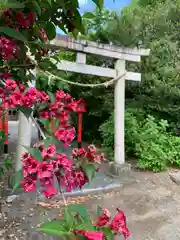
left=75, top=224, right=95, bottom=231
left=68, top=204, right=91, bottom=223
left=0, top=167, right=4, bottom=177
left=23, top=147, right=42, bottom=162
left=4, top=159, right=12, bottom=170
left=97, top=205, right=102, bottom=216
left=0, top=0, right=25, bottom=9
left=47, top=0, right=51, bottom=6
left=71, top=10, right=85, bottom=34
left=92, top=0, right=104, bottom=9
left=82, top=164, right=96, bottom=182
left=47, top=91, right=55, bottom=102
left=83, top=12, right=96, bottom=19
left=64, top=207, right=73, bottom=229
left=33, top=0, right=41, bottom=15
left=40, top=220, right=68, bottom=237
left=19, top=108, right=33, bottom=119
left=100, top=227, right=113, bottom=240
left=0, top=27, right=26, bottom=42
left=43, top=138, right=53, bottom=148
left=45, top=22, right=56, bottom=40
left=12, top=169, right=23, bottom=192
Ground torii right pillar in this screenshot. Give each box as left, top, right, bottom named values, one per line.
left=110, top=54, right=150, bottom=177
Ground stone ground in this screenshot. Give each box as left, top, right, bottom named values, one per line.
left=1, top=122, right=180, bottom=239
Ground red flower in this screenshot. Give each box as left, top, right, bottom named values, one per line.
left=40, top=91, right=49, bottom=103
left=110, top=209, right=131, bottom=239
left=5, top=79, right=17, bottom=91
left=60, top=169, right=87, bottom=192
left=72, top=148, right=86, bottom=159
left=96, top=208, right=111, bottom=227
left=0, top=73, right=11, bottom=79
left=42, top=145, right=56, bottom=159
left=41, top=184, right=57, bottom=198
left=10, top=91, right=23, bottom=106
left=55, top=127, right=75, bottom=146
left=84, top=231, right=104, bottom=240
left=18, top=83, right=25, bottom=93
left=55, top=153, right=72, bottom=170
left=21, top=176, right=36, bottom=192
left=56, top=90, right=66, bottom=101
left=0, top=36, right=18, bottom=60
left=4, top=96, right=16, bottom=108
left=22, top=154, right=39, bottom=175
left=25, top=87, right=41, bottom=104
left=74, top=230, right=104, bottom=240
left=37, top=162, right=53, bottom=179
left=0, top=88, right=5, bottom=98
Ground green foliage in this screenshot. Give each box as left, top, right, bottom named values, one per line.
left=100, top=112, right=180, bottom=172
left=40, top=204, right=116, bottom=240
left=12, top=169, right=23, bottom=192
left=40, top=204, right=91, bottom=237
left=68, top=0, right=180, bottom=173
left=135, top=116, right=170, bottom=172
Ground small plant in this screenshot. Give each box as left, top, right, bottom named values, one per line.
left=41, top=205, right=131, bottom=240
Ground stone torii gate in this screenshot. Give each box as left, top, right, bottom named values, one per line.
left=50, top=35, right=150, bottom=174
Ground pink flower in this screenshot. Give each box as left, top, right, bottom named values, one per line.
left=84, top=231, right=104, bottom=240
left=96, top=208, right=111, bottom=227
left=40, top=91, right=49, bottom=103
left=10, top=91, right=22, bottom=106
left=37, top=162, right=53, bottom=179
left=66, top=101, right=78, bottom=112
left=25, top=87, right=41, bottom=104
left=60, top=169, right=87, bottom=192
left=73, top=230, right=104, bottom=240
left=5, top=79, right=17, bottom=91
left=4, top=96, right=16, bottom=108
left=0, top=36, right=18, bottom=60
left=22, top=95, right=33, bottom=108
left=21, top=176, right=36, bottom=192
left=0, top=73, right=11, bottom=79
left=56, top=153, right=72, bottom=170
left=72, top=148, right=86, bottom=159
left=18, top=83, right=25, bottom=92
left=56, top=90, right=66, bottom=101
left=42, top=145, right=56, bottom=159
left=110, top=209, right=131, bottom=239
left=0, top=88, right=5, bottom=98
left=55, top=127, right=75, bottom=146
left=41, top=184, right=57, bottom=198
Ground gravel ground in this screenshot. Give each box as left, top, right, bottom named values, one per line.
left=1, top=169, right=180, bottom=240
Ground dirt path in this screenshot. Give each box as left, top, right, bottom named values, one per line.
left=1, top=169, right=180, bottom=239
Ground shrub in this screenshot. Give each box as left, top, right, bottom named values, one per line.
left=100, top=110, right=180, bottom=172
left=134, top=116, right=170, bottom=172
left=99, top=109, right=143, bottom=158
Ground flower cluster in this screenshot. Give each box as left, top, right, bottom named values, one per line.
left=72, top=145, right=105, bottom=164
left=0, top=80, right=84, bottom=145
left=0, top=36, right=19, bottom=60
left=21, top=143, right=103, bottom=198
left=73, top=208, right=131, bottom=240
left=1, top=9, right=48, bottom=62
left=4, top=9, right=36, bottom=29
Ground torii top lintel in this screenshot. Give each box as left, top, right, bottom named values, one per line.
left=49, top=34, right=150, bottom=62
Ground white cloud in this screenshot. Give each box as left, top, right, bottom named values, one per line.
left=78, top=0, right=88, bottom=5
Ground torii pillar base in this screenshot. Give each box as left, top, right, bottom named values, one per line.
left=108, top=162, right=131, bottom=178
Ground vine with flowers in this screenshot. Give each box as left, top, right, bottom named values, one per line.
left=0, top=0, right=131, bottom=239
